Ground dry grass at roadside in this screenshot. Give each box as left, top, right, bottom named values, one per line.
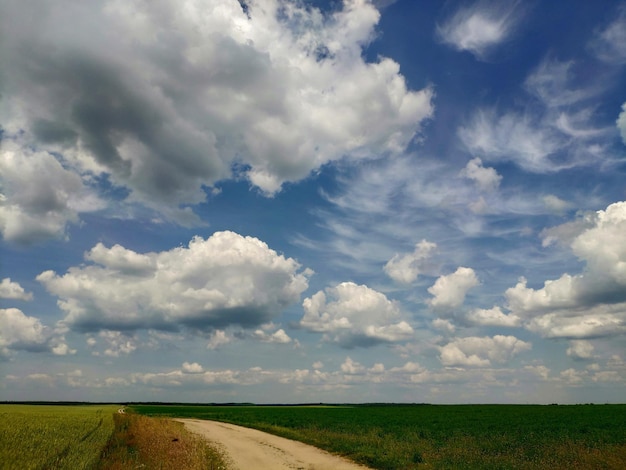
left=99, top=412, right=228, bottom=470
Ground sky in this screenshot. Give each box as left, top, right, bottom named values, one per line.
left=1, top=0, right=626, bottom=404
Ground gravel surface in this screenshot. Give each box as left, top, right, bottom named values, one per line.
left=177, top=418, right=371, bottom=470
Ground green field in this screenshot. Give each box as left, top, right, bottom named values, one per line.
left=0, top=404, right=118, bottom=470
left=134, top=403, right=626, bottom=469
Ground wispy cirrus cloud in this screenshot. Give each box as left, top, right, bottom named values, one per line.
left=588, top=3, right=626, bottom=64
left=460, top=58, right=616, bottom=174
left=436, top=1, right=523, bottom=60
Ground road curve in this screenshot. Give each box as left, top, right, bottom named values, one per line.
left=177, top=418, right=372, bottom=470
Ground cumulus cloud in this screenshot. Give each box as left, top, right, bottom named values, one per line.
left=182, top=362, right=204, bottom=374
left=0, top=278, right=33, bottom=301
left=460, top=158, right=501, bottom=192
left=466, top=306, right=521, bottom=327
left=384, top=239, right=437, bottom=284
left=0, top=308, right=74, bottom=358
left=206, top=330, right=233, bottom=350
left=0, top=140, right=104, bottom=244
left=300, top=282, right=414, bottom=347
left=341, top=356, right=365, bottom=375
left=97, top=331, right=138, bottom=357
left=505, top=201, right=626, bottom=338
left=252, top=328, right=293, bottom=344
left=37, top=231, right=310, bottom=332
left=439, top=335, right=531, bottom=367
left=524, top=304, right=626, bottom=339
left=0, top=0, right=433, bottom=230
left=428, top=267, right=479, bottom=311
left=436, top=1, right=522, bottom=59
left=432, top=318, right=456, bottom=334
left=566, top=340, right=595, bottom=360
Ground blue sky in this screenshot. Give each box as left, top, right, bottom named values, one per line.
left=1, top=0, right=626, bottom=404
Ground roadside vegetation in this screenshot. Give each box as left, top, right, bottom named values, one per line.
left=134, top=403, right=626, bottom=469
left=0, top=404, right=117, bottom=470
left=98, top=411, right=227, bottom=470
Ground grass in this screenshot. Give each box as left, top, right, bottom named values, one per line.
left=133, top=403, right=626, bottom=469
left=98, top=411, right=228, bottom=470
left=0, top=404, right=117, bottom=470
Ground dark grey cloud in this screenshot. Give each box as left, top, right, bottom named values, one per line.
left=0, top=0, right=433, bottom=234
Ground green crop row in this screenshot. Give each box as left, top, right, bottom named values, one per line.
left=134, top=403, right=626, bottom=469
left=0, top=404, right=118, bottom=470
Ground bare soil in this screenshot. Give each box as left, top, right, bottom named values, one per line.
left=177, top=418, right=372, bottom=470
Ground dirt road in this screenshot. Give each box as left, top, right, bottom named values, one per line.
left=177, top=419, right=371, bottom=470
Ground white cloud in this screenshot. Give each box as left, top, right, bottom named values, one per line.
left=618, top=103, right=626, bottom=145
left=207, top=330, right=232, bottom=350
left=300, top=282, right=414, bottom=347
left=0, top=0, right=433, bottom=220
left=86, top=243, right=156, bottom=275
left=560, top=368, right=585, bottom=385
left=460, top=158, right=501, bottom=192
left=37, top=231, right=310, bottom=332
left=432, top=318, right=456, bottom=334
left=182, top=362, right=204, bottom=374
left=458, top=109, right=564, bottom=173
left=505, top=201, right=626, bottom=338
left=341, top=357, right=365, bottom=375
left=467, top=306, right=521, bottom=327
left=588, top=5, right=626, bottom=64
left=0, top=308, right=46, bottom=357
left=436, top=1, right=521, bottom=59
left=98, top=330, right=137, bottom=357
left=566, top=340, right=595, bottom=360
left=428, top=267, right=479, bottom=311
left=372, top=0, right=400, bottom=9
left=525, top=59, right=599, bottom=108
left=439, top=335, right=531, bottom=367
left=0, top=278, right=33, bottom=301
left=506, top=275, right=579, bottom=313
left=525, top=304, right=626, bottom=339
left=0, top=140, right=104, bottom=244
left=460, top=59, right=611, bottom=175
left=384, top=239, right=437, bottom=284
left=542, top=195, right=571, bottom=215
left=0, top=308, right=74, bottom=357
left=252, top=328, right=292, bottom=344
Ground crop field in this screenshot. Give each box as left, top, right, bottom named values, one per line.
left=134, top=403, right=626, bottom=469
left=0, top=404, right=118, bottom=470
left=0, top=404, right=226, bottom=470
